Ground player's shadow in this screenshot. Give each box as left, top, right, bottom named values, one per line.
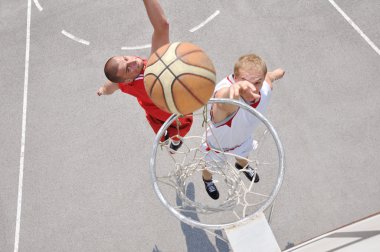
left=176, top=182, right=229, bottom=252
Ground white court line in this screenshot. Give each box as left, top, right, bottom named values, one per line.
left=122, top=10, right=220, bottom=49
left=189, top=10, right=220, bottom=33
left=121, top=44, right=151, bottom=50
left=61, top=30, right=90, bottom=45
left=329, top=0, right=380, bottom=56
left=14, top=0, right=32, bottom=251
left=33, top=0, right=43, bottom=11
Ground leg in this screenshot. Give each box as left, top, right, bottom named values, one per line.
left=235, top=157, right=260, bottom=183
left=167, top=114, right=193, bottom=141
left=202, top=169, right=219, bottom=200
left=167, top=114, right=193, bottom=152
left=202, top=169, right=213, bottom=181
left=235, top=157, right=249, bottom=168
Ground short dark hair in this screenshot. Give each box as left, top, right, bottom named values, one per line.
left=104, top=57, right=124, bottom=83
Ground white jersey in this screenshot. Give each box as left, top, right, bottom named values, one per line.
left=204, top=74, right=272, bottom=157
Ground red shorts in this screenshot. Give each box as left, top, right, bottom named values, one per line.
left=146, top=113, right=193, bottom=142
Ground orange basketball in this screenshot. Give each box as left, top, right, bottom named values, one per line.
left=144, top=42, right=216, bottom=115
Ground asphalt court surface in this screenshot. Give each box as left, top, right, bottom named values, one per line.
left=1, top=0, right=380, bottom=251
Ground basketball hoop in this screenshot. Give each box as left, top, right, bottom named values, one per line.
left=149, top=98, right=285, bottom=232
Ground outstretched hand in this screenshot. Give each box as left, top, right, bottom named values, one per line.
left=97, top=87, right=105, bottom=96
left=96, top=82, right=120, bottom=96
left=230, top=80, right=260, bottom=102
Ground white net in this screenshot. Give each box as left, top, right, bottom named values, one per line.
left=150, top=98, right=285, bottom=230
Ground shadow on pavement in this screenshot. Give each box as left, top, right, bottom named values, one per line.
left=176, top=182, right=230, bottom=252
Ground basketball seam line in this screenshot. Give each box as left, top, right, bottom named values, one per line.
left=174, top=73, right=210, bottom=106
left=145, top=46, right=179, bottom=112
left=149, top=47, right=214, bottom=89
left=148, top=43, right=215, bottom=114
left=156, top=49, right=205, bottom=112
left=145, top=72, right=171, bottom=113
left=150, top=49, right=192, bottom=112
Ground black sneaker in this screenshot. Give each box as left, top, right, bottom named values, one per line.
left=235, top=163, right=260, bottom=183
left=203, top=178, right=219, bottom=200
left=169, top=140, right=183, bottom=152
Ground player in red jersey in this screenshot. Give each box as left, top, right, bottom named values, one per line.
left=97, top=0, right=192, bottom=150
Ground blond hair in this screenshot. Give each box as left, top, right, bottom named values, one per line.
left=234, top=54, right=267, bottom=77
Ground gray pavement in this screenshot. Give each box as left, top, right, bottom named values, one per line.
left=1, top=0, right=380, bottom=251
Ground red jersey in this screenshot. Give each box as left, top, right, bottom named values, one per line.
left=118, top=59, right=171, bottom=119
left=117, top=59, right=193, bottom=140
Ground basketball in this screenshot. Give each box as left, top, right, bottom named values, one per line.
left=144, top=42, right=216, bottom=115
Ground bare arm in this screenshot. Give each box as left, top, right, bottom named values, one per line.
left=97, top=81, right=120, bottom=96
left=211, top=81, right=260, bottom=123
left=143, top=0, right=170, bottom=55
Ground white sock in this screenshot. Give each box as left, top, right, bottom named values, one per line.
left=171, top=140, right=181, bottom=146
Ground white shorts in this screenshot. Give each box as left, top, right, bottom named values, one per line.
left=201, top=136, right=258, bottom=162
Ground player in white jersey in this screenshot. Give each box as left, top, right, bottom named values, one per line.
left=201, top=54, right=285, bottom=200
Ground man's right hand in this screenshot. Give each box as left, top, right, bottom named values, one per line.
left=232, top=80, right=261, bottom=103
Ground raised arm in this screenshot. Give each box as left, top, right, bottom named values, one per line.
left=143, top=0, right=170, bottom=55
left=211, top=81, right=261, bottom=123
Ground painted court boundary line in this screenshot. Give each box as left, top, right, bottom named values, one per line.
left=121, top=43, right=151, bottom=50
left=189, top=10, right=220, bottom=33
left=33, top=0, right=42, bottom=11
left=14, top=0, right=32, bottom=251
left=328, top=0, right=380, bottom=56
left=61, top=30, right=90, bottom=45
